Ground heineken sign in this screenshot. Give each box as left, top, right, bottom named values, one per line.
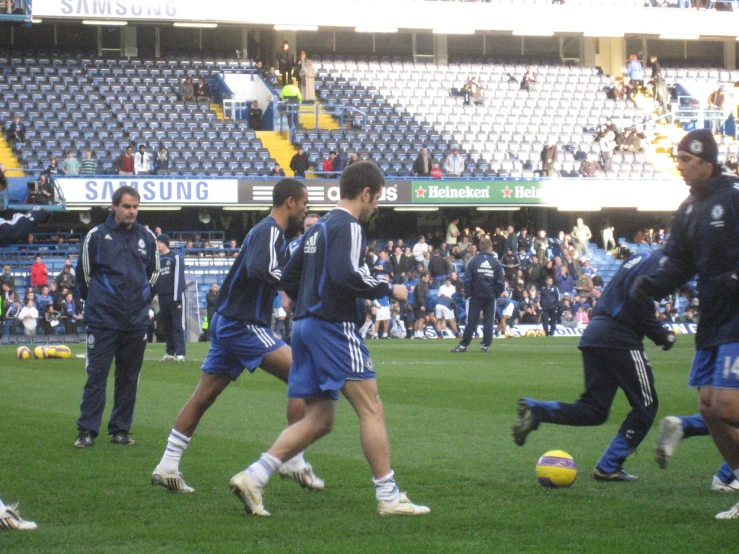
left=412, top=181, right=550, bottom=205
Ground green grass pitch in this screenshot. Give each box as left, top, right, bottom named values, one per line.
left=0, top=338, right=734, bottom=552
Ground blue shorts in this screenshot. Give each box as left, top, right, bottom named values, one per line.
left=288, top=317, right=376, bottom=401
left=689, top=343, right=739, bottom=390
left=201, top=313, right=285, bottom=381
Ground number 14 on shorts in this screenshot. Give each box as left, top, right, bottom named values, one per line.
left=723, top=355, right=739, bottom=380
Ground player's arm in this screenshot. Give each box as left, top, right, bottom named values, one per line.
left=632, top=213, right=694, bottom=299
left=329, top=222, right=393, bottom=300
left=630, top=294, right=675, bottom=350
left=247, top=225, right=283, bottom=288
left=463, top=259, right=474, bottom=297
left=281, top=236, right=305, bottom=301
left=77, top=228, right=99, bottom=300
left=714, top=186, right=739, bottom=295
left=495, top=263, right=506, bottom=297
left=176, top=253, right=186, bottom=298
left=147, top=232, right=161, bottom=290
left=0, top=208, right=50, bottom=247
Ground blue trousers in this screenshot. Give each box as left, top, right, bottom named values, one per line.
left=159, top=294, right=186, bottom=356
left=460, top=297, right=495, bottom=348
left=77, top=327, right=148, bottom=437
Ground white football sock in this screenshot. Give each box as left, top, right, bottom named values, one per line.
left=282, top=451, right=306, bottom=471
left=247, top=453, right=282, bottom=487
left=158, top=429, right=190, bottom=474
left=734, top=468, right=739, bottom=481
left=373, top=470, right=400, bottom=503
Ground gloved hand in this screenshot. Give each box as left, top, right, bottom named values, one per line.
left=28, top=206, right=51, bottom=224
left=714, top=270, right=739, bottom=296
left=662, top=331, right=676, bottom=352
left=630, top=275, right=660, bottom=300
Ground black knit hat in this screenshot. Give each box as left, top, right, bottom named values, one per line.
left=157, top=233, right=170, bottom=247
left=677, top=129, right=718, bottom=165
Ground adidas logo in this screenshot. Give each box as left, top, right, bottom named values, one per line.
left=104, top=234, right=113, bottom=240
left=304, top=233, right=318, bottom=254
left=480, top=260, right=492, bottom=269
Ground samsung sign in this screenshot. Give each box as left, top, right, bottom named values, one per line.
left=57, top=177, right=238, bottom=205
left=59, top=0, right=177, bottom=16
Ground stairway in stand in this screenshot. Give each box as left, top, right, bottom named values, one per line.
left=298, top=102, right=341, bottom=131
left=256, top=131, right=298, bottom=176
left=0, top=135, right=23, bottom=177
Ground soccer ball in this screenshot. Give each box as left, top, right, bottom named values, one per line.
left=671, top=327, right=681, bottom=335
left=16, top=346, right=31, bottom=359
left=536, top=450, right=578, bottom=488
left=46, top=345, right=72, bottom=359
left=525, top=330, right=537, bottom=337
left=535, top=330, right=546, bottom=337
left=34, top=346, right=47, bottom=359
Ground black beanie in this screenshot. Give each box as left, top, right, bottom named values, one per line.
left=157, top=233, right=170, bottom=247
left=677, top=129, right=718, bottom=165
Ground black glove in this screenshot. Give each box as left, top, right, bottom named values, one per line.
left=630, top=275, right=660, bottom=300
left=714, top=270, right=739, bottom=296
left=28, top=206, right=51, bottom=224
left=662, top=331, right=676, bottom=352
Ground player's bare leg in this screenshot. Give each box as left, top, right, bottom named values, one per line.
left=711, top=388, right=739, bottom=519
left=342, top=379, right=429, bottom=516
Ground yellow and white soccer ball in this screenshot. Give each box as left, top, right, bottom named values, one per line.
left=45, top=345, right=72, bottom=359
left=16, top=346, right=31, bottom=359
left=535, top=329, right=546, bottom=337
left=34, top=346, right=47, bottom=359
left=525, top=330, right=537, bottom=337
left=536, top=450, right=578, bottom=488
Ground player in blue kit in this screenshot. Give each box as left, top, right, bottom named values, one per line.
left=154, top=233, right=187, bottom=362
left=630, top=129, right=739, bottom=519
left=230, top=162, right=430, bottom=517
left=513, top=250, right=676, bottom=481
left=151, top=178, right=324, bottom=493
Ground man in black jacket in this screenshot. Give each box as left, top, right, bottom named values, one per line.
left=412, top=148, right=433, bottom=177
left=539, top=275, right=561, bottom=336
left=630, top=129, right=739, bottom=519
left=290, top=147, right=310, bottom=178
left=514, top=251, right=676, bottom=481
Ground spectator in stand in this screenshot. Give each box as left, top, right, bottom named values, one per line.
left=27, top=174, right=54, bottom=205
left=55, top=263, right=76, bottom=291
left=443, top=147, right=465, bottom=177
left=269, top=163, right=286, bottom=177
left=626, top=54, right=644, bottom=91
left=79, top=149, right=97, bottom=175
left=321, top=150, right=336, bottom=175
left=581, top=259, right=597, bottom=279
left=41, top=303, right=63, bottom=336
left=540, top=139, right=558, bottom=177
left=300, top=59, right=316, bottom=103
left=267, top=67, right=279, bottom=88
left=412, top=147, right=433, bottom=177
left=520, top=65, right=537, bottom=91
left=504, top=225, right=519, bottom=254
left=412, top=235, right=429, bottom=264
left=7, top=115, right=26, bottom=144
left=290, top=146, right=310, bottom=178
left=571, top=217, right=592, bottom=257
left=153, top=147, right=170, bottom=175
left=46, top=157, right=61, bottom=178
left=534, top=229, right=549, bottom=262
left=560, top=308, right=577, bottom=329
left=62, top=291, right=84, bottom=333
left=430, top=162, right=443, bottom=179
left=428, top=249, right=450, bottom=289
left=276, top=41, right=293, bottom=86
left=348, top=153, right=360, bottom=166
left=30, top=255, right=48, bottom=290
left=195, top=77, right=211, bottom=106
left=556, top=266, right=575, bottom=297
left=254, top=60, right=268, bottom=81
left=36, top=285, right=53, bottom=313
left=180, top=77, right=195, bottom=104
left=575, top=271, right=594, bottom=298
left=18, top=299, right=38, bottom=336
left=0, top=265, right=14, bottom=292
left=134, top=144, right=152, bottom=175
left=501, top=248, right=521, bottom=282
left=462, top=76, right=484, bottom=106
left=445, top=218, right=460, bottom=248
left=249, top=101, right=263, bottom=131
left=115, top=146, right=135, bottom=176
left=578, top=153, right=602, bottom=177
left=413, top=271, right=431, bottom=339
left=60, top=150, right=80, bottom=176
left=203, top=282, right=218, bottom=342
left=727, top=155, right=738, bottom=176
left=518, top=228, right=532, bottom=254
left=3, top=297, right=21, bottom=341
left=333, top=148, right=348, bottom=175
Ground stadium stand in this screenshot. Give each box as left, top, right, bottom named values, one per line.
left=0, top=51, right=280, bottom=177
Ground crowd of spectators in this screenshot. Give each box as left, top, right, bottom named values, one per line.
left=1, top=257, right=84, bottom=340
left=347, top=216, right=683, bottom=340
